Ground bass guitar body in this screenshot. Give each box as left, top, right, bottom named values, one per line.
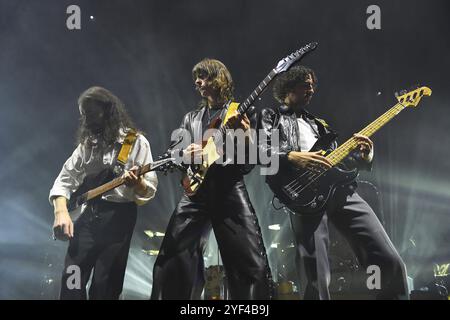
left=266, top=133, right=358, bottom=215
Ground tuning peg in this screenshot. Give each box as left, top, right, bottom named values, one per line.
left=394, top=89, right=407, bottom=97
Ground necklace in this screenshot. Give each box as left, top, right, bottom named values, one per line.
left=207, top=106, right=223, bottom=123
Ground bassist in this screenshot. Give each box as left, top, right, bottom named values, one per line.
left=259, top=66, right=408, bottom=299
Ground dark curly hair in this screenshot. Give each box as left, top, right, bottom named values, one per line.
left=192, top=58, right=234, bottom=108
left=272, top=65, right=317, bottom=103
left=76, top=86, right=137, bottom=147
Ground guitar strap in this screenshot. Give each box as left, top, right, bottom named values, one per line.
left=315, top=118, right=330, bottom=136
left=117, top=128, right=138, bottom=165
left=303, top=109, right=333, bottom=136
left=223, top=101, right=240, bottom=124
left=112, top=128, right=138, bottom=176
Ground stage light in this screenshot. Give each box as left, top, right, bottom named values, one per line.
left=434, top=263, right=450, bottom=277
left=142, top=249, right=159, bottom=256
left=144, top=230, right=154, bottom=238
left=144, top=230, right=165, bottom=238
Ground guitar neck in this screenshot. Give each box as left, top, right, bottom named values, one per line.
left=83, top=163, right=153, bottom=202
left=219, top=69, right=277, bottom=135
left=238, top=69, right=278, bottom=115
left=326, top=102, right=406, bottom=166
left=84, top=176, right=124, bottom=201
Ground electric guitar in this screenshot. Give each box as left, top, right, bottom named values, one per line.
left=267, top=86, right=432, bottom=215
left=67, top=156, right=175, bottom=222
left=181, top=42, right=319, bottom=196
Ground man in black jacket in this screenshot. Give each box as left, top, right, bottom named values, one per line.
left=259, top=65, right=408, bottom=299
left=151, top=58, right=272, bottom=300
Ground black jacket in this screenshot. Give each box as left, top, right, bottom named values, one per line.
left=258, top=105, right=373, bottom=171
left=167, top=103, right=258, bottom=179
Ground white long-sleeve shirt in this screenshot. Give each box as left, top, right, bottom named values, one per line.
left=297, top=117, right=320, bottom=152
left=49, top=129, right=158, bottom=206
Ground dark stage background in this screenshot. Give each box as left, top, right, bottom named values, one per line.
left=0, top=0, right=449, bottom=299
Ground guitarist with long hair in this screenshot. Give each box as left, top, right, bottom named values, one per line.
left=49, top=86, right=158, bottom=299
left=151, top=58, right=273, bottom=300
left=259, top=65, right=408, bottom=299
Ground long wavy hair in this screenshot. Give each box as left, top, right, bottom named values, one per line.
left=76, top=86, right=136, bottom=147
left=192, top=58, right=234, bottom=108
left=272, top=65, right=317, bottom=103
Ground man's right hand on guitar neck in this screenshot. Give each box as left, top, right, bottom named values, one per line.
left=52, top=196, right=74, bottom=241
left=287, top=151, right=332, bottom=172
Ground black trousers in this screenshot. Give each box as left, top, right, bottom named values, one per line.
left=289, top=185, right=409, bottom=300
left=60, top=200, right=137, bottom=300
left=151, top=178, right=273, bottom=300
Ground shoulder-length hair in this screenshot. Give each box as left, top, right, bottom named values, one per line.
left=76, top=86, right=137, bottom=147
left=192, top=58, right=234, bottom=108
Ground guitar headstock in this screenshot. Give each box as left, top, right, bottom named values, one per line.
left=151, top=154, right=179, bottom=174
left=274, top=42, right=318, bottom=74
left=396, top=86, right=432, bottom=108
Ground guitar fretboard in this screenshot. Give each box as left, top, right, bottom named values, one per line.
left=84, top=162, right=153, bottom=201
left=218, top=70, right=278, bottom=136
left=237, top=70, right=278, bottom=115
left=326, top=103, right=406, bottom=165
